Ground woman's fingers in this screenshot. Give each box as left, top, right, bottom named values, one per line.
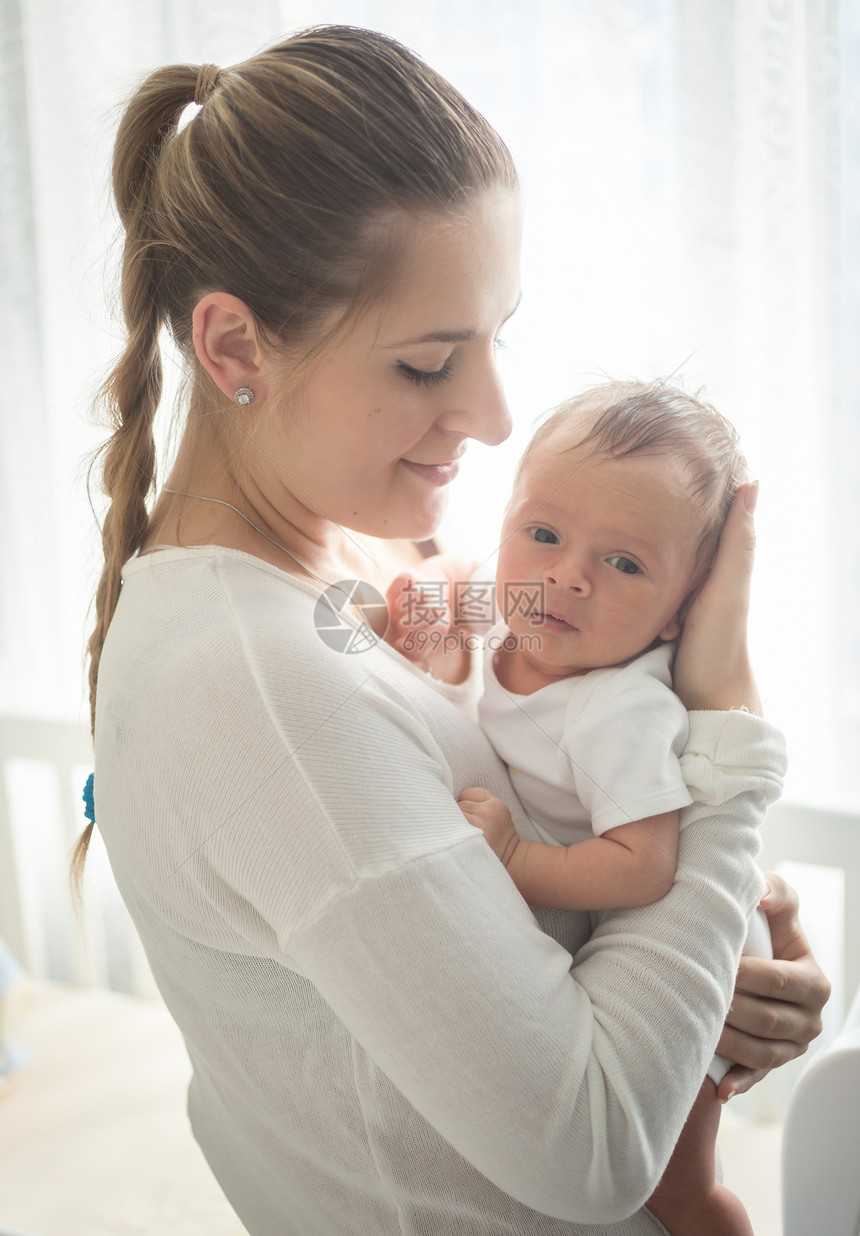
left=673, top=482, right=761, bottom=713
left=714, top=1064, right=767, bottom=1102
left=714, top=983, right=807, bottom=1101
left=723, top=973, right=818, bottom=1046
left=714, top=874, right=831, bottom=1101
left=701, top=480, right=758, bottom=619
left=758, top=871, right=814, bottom=963
left=755, top=873, right=831, bottom=1021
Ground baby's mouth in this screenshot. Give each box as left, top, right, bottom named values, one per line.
left=531, top=611, right=577, bottom=632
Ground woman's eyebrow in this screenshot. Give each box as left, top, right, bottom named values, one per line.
left=385, top=328, right=478, bottom=347
left=386, top=293, right=524, bottom=348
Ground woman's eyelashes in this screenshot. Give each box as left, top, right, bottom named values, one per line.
left=397, top=337, right=506, bottom=387
left=395, top=334, right=508, bottom=389
left=397, top=358, right=454, bottom=387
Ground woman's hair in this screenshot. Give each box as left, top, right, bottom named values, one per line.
left=519, top=379, right=748, bottom=570
left=77, top=25, right=516, bottom=876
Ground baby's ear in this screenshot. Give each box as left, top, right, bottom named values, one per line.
left=659, top=612, right=682, bottom=642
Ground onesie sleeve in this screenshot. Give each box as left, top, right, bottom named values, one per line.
left=562, top=648, right=693, bottom=834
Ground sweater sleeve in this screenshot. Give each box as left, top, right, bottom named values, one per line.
left=274, top=683, right=783, bottom=1225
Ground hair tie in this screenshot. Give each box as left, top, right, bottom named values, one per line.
left=194, top=63, right=222, bottom=105
left=82, top=772, right=95, bottom=825
left=178, top=64, right=222, bottom=133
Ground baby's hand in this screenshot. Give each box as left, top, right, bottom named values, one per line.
left=458, top=787, right=520, bottom=867
left=384, top=571, right=452, bottom=664
left=384, top=553, right=478, bottom=683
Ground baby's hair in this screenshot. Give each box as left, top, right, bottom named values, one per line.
left=520, top=379, right=748, bottom=571
left=77, top=26, right=516, bottom=880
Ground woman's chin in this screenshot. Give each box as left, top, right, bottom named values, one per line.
left=373, top=494, right=448, bottom=542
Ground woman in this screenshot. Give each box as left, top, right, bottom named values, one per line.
left=77, top=27, right=827, bottom=1235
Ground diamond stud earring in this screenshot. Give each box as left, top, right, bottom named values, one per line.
left=234, top=387, right=255, bottom=406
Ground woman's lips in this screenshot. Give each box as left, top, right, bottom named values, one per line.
left=401, top=459, right=461, bottom=487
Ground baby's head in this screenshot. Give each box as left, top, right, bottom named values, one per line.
left=496, top=380, right=747, bottom=680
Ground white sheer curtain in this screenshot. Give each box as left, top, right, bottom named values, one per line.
left=1, top=0, right=858, bottom=945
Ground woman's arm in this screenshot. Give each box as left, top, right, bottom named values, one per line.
left=275, top=680, right=777, bottom=1225
left=162, top=545, right=778, bottom=1225
left=290, top=755, right=773, bottom=1226
left=671, top=484, right=830, bottom=1093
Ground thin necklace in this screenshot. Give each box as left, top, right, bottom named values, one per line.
left=164, top=488, right=437, bottom=677
left=163, top=488, right=336, bottom=589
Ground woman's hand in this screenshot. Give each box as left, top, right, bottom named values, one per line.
left=714, top=872, right=831, bottom=1101
left=673, top=482, right=762, bottom=715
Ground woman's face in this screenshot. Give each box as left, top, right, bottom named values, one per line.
left=257, top=189, right=522, bottom=542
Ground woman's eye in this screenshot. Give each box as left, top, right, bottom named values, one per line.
left=607, top=555, right=640, bottom=575
left=397, top=359, right=453, bottom=387
left=529, top=527, right=559, bottom=544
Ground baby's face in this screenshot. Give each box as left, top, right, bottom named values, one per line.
left=496, top=435, right=702, bottom=685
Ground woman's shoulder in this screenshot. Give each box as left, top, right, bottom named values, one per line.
left=110, top=544, right=471, bottom=745
left=97, top=545, right=516, bottom=906
left=117, top=546, right=350, bottom=677
left=121, top=545, right=348, bottom=654
left=122, top=543, right=320, bottom=611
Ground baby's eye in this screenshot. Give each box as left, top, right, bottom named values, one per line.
left=607, top=555, right=640, bottom=575
left=529, top=527, right=559, bottom=544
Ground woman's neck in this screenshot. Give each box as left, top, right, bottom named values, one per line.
left=145, top=445, right=426, bottom=593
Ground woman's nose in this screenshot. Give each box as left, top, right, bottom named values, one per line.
left=442, top=358, right=512, bottom=446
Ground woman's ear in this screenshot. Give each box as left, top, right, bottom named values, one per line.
left=191, top=293, right=267, bottom=403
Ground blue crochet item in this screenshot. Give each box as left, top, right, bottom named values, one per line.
left=82, top=772, right=95, bottom=824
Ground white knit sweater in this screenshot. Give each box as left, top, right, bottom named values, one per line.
left=94, top=546, right=785, bottom=1236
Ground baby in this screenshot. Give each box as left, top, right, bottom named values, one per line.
left=386, top=379, right=768, bottom=1236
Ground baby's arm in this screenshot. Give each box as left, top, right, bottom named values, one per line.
left=458, top=787, right=678, bottom=910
